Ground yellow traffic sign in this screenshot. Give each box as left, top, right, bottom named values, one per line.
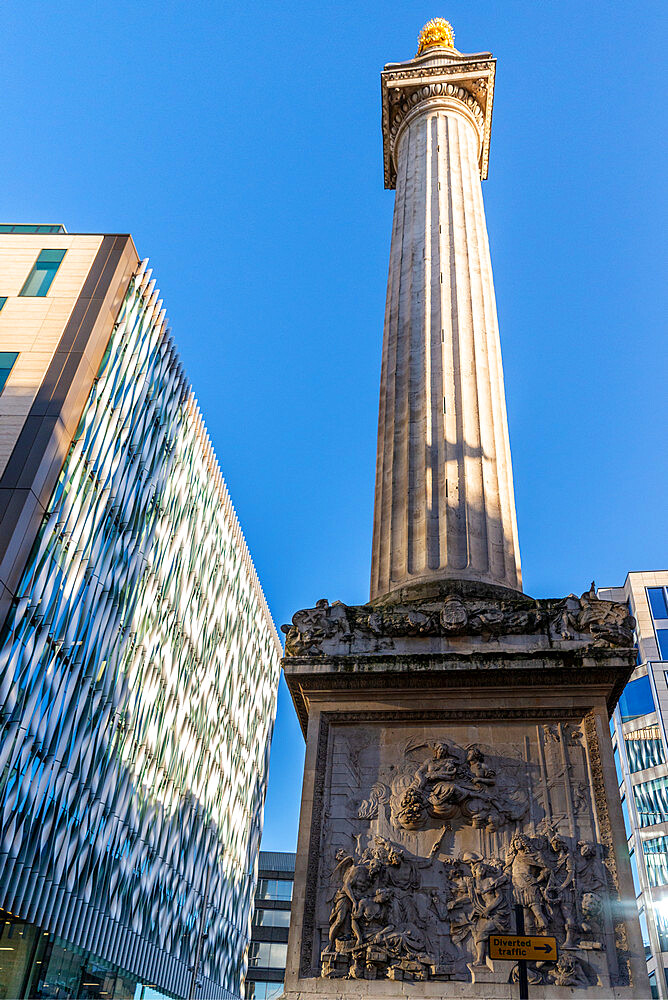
left=489, top=934, right=558, bottom=962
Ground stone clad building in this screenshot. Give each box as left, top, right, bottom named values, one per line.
left=0, top=226, right=281, bottom=999
left=280, top=20, right=649, bottom=1000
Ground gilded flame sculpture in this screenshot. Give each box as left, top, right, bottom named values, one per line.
left=416, top=17, right=455, bottom=55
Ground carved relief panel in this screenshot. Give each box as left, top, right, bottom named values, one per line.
left=306, top=715, right=623, bottom=990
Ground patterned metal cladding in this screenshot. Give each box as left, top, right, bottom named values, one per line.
left=0, top=262, right=282, bottom=999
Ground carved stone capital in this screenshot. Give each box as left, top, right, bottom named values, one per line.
left=381, top=51, right=496, bottom=188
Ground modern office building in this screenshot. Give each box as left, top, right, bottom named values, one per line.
left=600, top=572, right=668, bottom=999
left=0, top=227, right=282, bottom=999
left=245, top=852, right=295, bottom=1000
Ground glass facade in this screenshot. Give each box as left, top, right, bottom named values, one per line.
left=0, top=263, right=281, bottom=999
left=245, top=853, right=294, bottom=1000
left=604, top=572, right=668, bottom=997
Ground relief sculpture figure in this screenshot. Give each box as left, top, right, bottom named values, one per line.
left=467, top=860, right=511, bottom=965
left=392, top=740, right=527, bottom=833
left=546, top=834, right=579, bottom=949
left=577, top=841, right=607, bottom=939
left=504, top=833, right=550, bottom=932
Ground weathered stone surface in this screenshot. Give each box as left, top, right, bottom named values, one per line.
left=281, top=580, right=635, bottom=660
left=281, top=635, right=646, bottom=998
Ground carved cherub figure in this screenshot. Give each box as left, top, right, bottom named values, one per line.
left=466, top=746, right=496, bottom=789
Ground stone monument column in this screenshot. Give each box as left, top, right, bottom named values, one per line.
left=371, top=20, right=520, bottom=599
left=280, top=19, right=649, bottom=1000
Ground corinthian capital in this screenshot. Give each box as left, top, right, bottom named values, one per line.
left=381, top=46, right=496, bottom=188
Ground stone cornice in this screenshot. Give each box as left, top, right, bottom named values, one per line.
left=381, top=54, right=496, bottom=188
left=283, top=648, right=634, bottom=738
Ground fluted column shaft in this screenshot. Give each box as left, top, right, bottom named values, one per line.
left=371, top=101, right=521, bottom=599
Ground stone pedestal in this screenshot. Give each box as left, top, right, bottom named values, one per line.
left=279, top=582, right=650, bottom=998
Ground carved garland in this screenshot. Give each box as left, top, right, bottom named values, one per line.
left=583, top=710, right=630, bottom=986
left=387, top=82, right=485, bottom=165
left=299, top=715, right=331, bottom=978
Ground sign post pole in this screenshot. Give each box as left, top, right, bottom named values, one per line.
left=514, top=904, right=529, bottom=1000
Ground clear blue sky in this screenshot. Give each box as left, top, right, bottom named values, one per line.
left=4, top=1, right=666, bottom=852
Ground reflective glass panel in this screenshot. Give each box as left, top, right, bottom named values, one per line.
left=619, top=674, right=656, bottom=721
left=0, top=224, right=65, bottom=234
left=0, top=352, right=18, bottom=393
left=657, top=629, right=668, bottom=661
left=633, top=776, right=668, bottom=827
left=649, top=970, right=658, bottom=999
left=256, top=879, right=293, bottom=901
left=642, top=835, right=668, bottom=887
left=648, top=588, right=668, bottom=620
left=245, top=982, right=284, bottom=1000
left=629, top=848, right=641, bottom=896
left=248, top=942, right=288, bottom=969
left=657, top=911, right=668, bottom=952
left=625, top=725, right=665, bottom=773
left=639, top=907, right=652, bottom=957
left=19, top=249, right=66, bottom=297
left=614, top=743, right=623, bottom=785
left=621, top=796, right=632, bottom=838
left=253, top=908, right=291, bottom=928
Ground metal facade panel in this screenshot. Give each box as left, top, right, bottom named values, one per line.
left=0, top=265, right=281, bottom=997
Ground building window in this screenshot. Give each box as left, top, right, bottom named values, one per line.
left=0, top=352, right=19, bottom=393
left=648, top=588, right=668, bottom=620
left=19, top=249, right=66, bottom=297
left=629, top=848, right=642, bottom=896
left=642, top=836, right=668, bottom=887
left=649, top=970, right=658, bottom=999
left=633, top=776, right=668, bottom=827
left=625, top=725, right=666, bottom=773
left=0, top=297, right=6, bottom=312
left=256, top=878, right=293, bottom=902
left=639, top=908, right=652, bottom=958
left=253, top=908, right=291, bottom=928
left=0, top=224, right=65, bottom=234
left=246, top=983, right=284, bottom=1000
left=248, top=942, right=288, bottom=969
left=613, top=743, right=623, bottom=785
left=621, top=795, right=632, bottom=839
left=657, top=629, right=668, bottom=662
left=619, top=674, right=656, bottom=722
